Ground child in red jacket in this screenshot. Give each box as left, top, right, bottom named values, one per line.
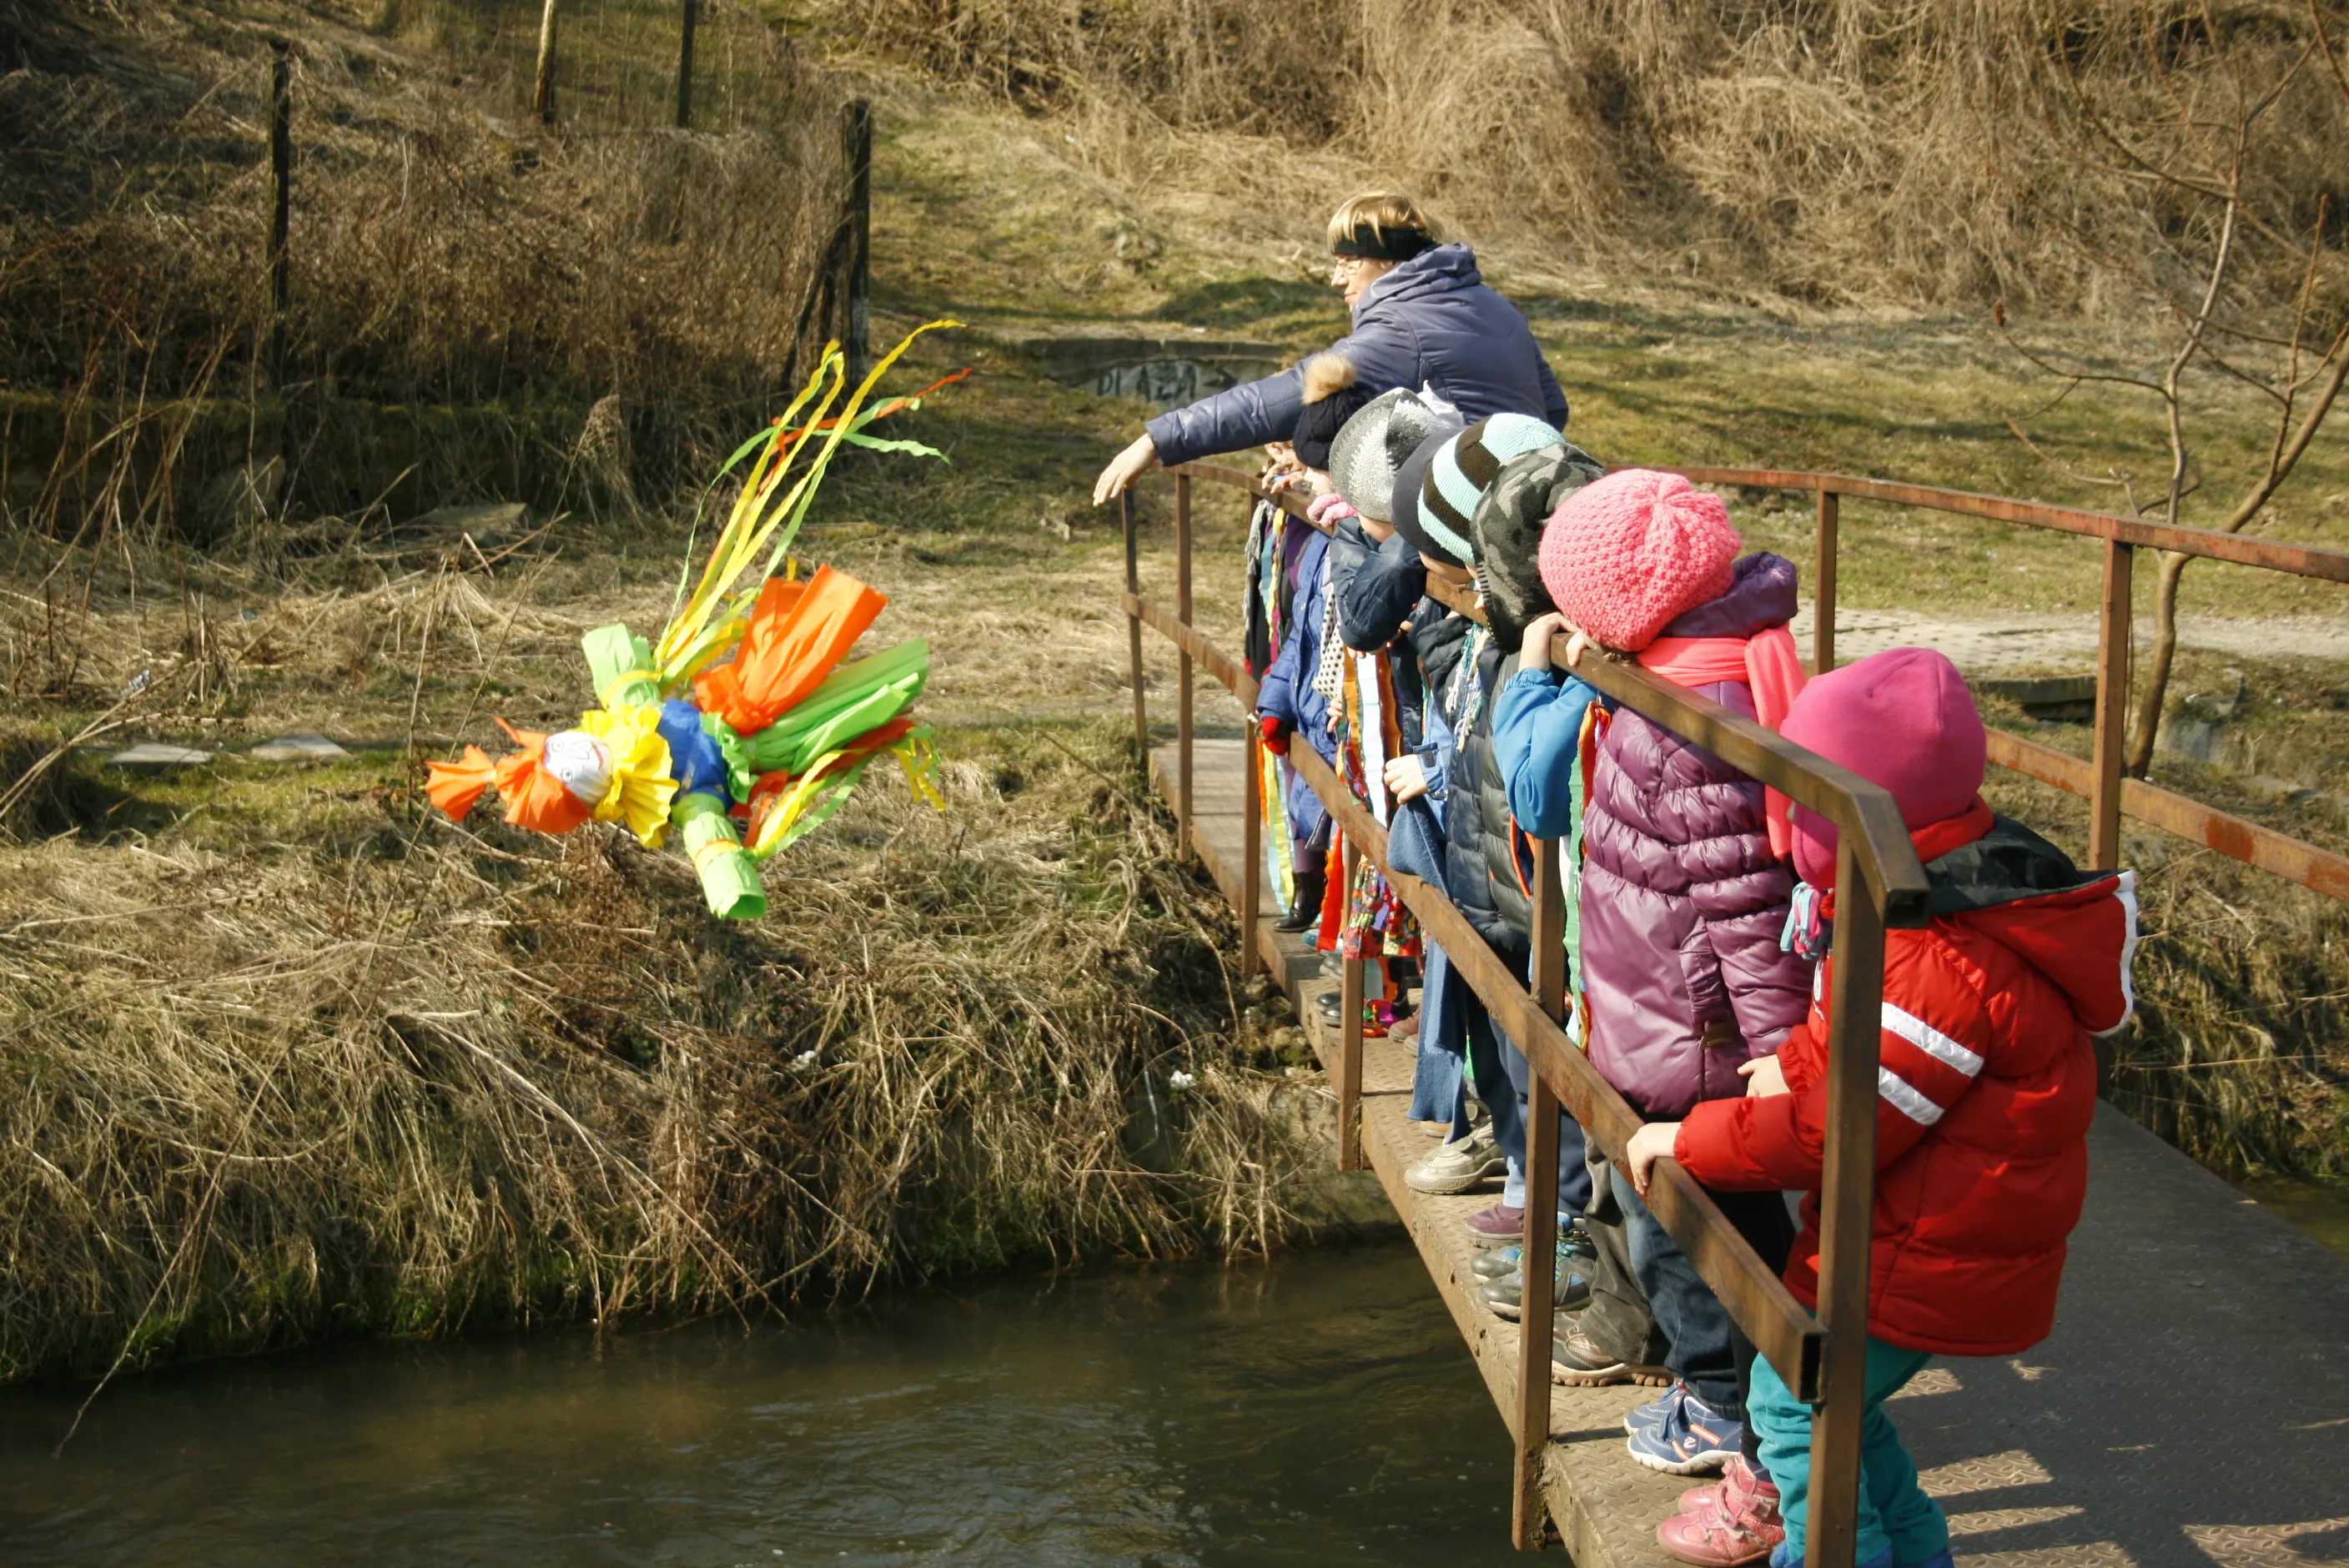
left=1625, top=647, right=2138, bottom=1568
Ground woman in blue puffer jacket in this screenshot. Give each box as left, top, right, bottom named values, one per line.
left=1091, top=193, right=1570, bottom=504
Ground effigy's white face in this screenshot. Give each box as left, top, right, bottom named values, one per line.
left=541, top=731, right=614, bottom=807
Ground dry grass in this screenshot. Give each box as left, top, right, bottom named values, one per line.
left=0, top=0, right=844, bottom=538
left=0, top=707, right=1330, bottom=1385
left=818, top=0, right=2349, bottom=310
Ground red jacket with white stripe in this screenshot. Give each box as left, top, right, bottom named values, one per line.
left=1674, top=802, right=2139, bottom=1356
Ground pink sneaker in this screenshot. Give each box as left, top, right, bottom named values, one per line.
left=1462, top=1203, right=1525, bottom=1248
left=1657, top=1457, right=1783, bottom=1567
left=1677, top=1451, right=1768, bottom=1515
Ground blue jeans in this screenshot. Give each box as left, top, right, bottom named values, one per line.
left=1499, top=1033, right=1592, bottom=1217
left=1613, top=1171, right=1793, bottom=1420
left=1749, top=1337, right=1949, bottom=1567
left=1408, top=945, right=1470, bottom=1132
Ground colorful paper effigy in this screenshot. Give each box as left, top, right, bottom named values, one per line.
left=424, top=326, right=963, bottom=917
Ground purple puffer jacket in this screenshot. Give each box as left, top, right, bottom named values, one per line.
left=1579, top=553, right=1812, bottom=1118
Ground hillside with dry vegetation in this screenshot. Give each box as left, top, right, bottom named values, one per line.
left=0, top=0, right=2345, bottom=1385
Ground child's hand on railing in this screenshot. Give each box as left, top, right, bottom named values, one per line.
left=1519, top=611, right=1592, bottom=675
left=1740, top=1054, right=1788, bottom=1098
left=1384, top=754, right=1427, bottom=802
left=1625, top=1121, right=1682, bottom=1197
left=1257, top=713, right=1290, bottom=756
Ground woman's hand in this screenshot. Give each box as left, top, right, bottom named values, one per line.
left=1625, top=1121, right=1682, bottom=1196
left=1385, top=754, right=1427, bottom=802
left=1093, top=434, right=1161, bottom=506
left=1519, top=612, right=1568, bottom=673
left=1740, top=1055, right=1788, bottom=1098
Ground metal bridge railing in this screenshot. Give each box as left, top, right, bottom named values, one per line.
left=1116, top=455, right=2349, bottom=1555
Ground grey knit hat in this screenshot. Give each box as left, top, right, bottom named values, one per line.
left=1471, top=441, right=1607, bottom=653
left=1327, top=388, right=1454, bottom=522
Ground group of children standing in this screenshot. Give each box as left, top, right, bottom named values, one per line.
left=1164, top=192, right=2143, bottom=1568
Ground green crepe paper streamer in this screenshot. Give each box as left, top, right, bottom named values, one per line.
left=774, top=678, right=919, bottom=776
left=751, top=755, right=881, bottom=862
left=838, top=429, right=948, bottom=460
left=702, top=713, right=757, bottom=804
left=672, top=792, right=766, bottom=920
left=737, top=641, right=928, bottom=771
left=582, top=624, right=662, bottom=707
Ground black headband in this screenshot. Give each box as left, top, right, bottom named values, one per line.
left=1332, top=224, right=1432, bottom=262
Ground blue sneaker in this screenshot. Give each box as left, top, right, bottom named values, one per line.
left=1624, top=1380, right=1690, bottom=1435
left=1471, top=1245, right=1522, bottom=1280
left=1626, top=1386, right=1744, bottom=1475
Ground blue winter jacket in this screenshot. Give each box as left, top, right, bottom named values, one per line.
left=1491, top=668, right=1601, bottom=839
left=1254, top=530, right=1335, bottom=839
left=1144, top=245, right=1570, bottom=466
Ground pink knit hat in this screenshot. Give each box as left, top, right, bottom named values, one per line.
left=1537, top=470, right=1740, bottom=651
left=1779, top=647, right=1988, bottom=887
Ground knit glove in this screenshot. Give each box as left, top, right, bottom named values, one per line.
left=1257, top=712, right=1290, bottom=756
left=1306, top=490, right=1358, bottom=528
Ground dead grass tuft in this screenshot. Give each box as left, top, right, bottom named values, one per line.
left=0, top=718, right=1330, bottom=1385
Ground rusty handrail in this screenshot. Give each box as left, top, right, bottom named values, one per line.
left=1667, top=466, right=2349, bottom=581
left=1122, top=450, right=2346, bottom=1560
left=1124, top=465, right=1923, bottom=1565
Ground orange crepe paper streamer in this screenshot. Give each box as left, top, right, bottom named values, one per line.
left=425, top=746, right=499, bottom=822
left=693, top=566, right=888, bottom=735
left=488, top=721, right=596, bottom=835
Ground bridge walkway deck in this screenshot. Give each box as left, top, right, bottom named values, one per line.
left=1155, top=735, right=2349, bottom=1568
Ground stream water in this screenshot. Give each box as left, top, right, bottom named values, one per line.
left=0, top=1242, right=1524, bottom=1568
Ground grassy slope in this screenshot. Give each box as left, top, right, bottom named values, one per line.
left=2, top=39, right=2344, bottom=1383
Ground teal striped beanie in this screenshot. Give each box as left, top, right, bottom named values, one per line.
left=1418, top=414, right=1567, bottom=563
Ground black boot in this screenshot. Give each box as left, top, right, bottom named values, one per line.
left=1274, top=871, right=1325, bottom=934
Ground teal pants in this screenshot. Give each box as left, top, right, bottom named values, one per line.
left=1748, top=1336, right=1949, bottom=1567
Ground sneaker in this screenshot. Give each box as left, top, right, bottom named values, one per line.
left=1676, top=1451, right=1770, bottom=1519
left=1627, top=1387, right=1745, bottom=1475
left=1657, top=1459, right=1784, bottom=1568
left=1405, top=1128, right=1506, bottom=1195
left=1470, top=1245, right=1522, bottom=1280
left=1477, top=1268, right=1592, bottom=1321
left=1551, top=1319, right=1672, bottom=1386
left=1389, top=1011, right=1421, bottom=1045
left=1628, top=1381, right=1691, bottom=1436
left=1462, top=1202, right=1525, bottom=1248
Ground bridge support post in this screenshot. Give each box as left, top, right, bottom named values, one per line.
left=1813, top=489, right=1838, bottom=674
left=1514, top=836, right=1567, bottom=1550
left=1808, top=834, right=1886, bottom=1568
left=2090, top=539, right=2131, bottom=870
left=1240, top=727, right=1262, bottom=979
left=1123, top=490, right=1147, bottom=758
left=1336, top=836, right=1364, bottom=1171
left=1176, top=474, right=1194, bottom=861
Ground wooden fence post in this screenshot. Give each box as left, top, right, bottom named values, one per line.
left=532, top=0, right=559, bottom=125
left=839, top=99, right=873, bottom=383
left=1813, top=488, right=1839, bottom=675
left=2090, top=539, right=2132, bottom=869
left=1515, top=835, right=1567, bottom=1549
left=675, top=0, right=698, bottom=129
left=267, top=40, right=293, bottom=393
left=1176, top=472, right=1195, bottom=859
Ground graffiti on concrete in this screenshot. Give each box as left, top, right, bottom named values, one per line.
left=1093, top=360, right=1239, bottom=410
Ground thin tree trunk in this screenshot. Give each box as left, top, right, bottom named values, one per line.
left=532, top=0, right=560, bottom=126
left=2124, top=549, right=2191, bottom=776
